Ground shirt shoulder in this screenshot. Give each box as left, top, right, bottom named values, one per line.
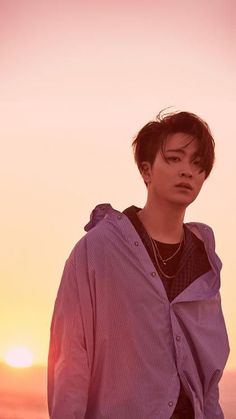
left=185, top=222, right=215, bottom=246
left=68, top=213, right=126, bottom=270
left=186, top=222, right=222, bottom=271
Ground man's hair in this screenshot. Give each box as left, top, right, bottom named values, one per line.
left=132, top=110, right=215, bottom=180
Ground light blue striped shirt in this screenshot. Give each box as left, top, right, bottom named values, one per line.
left=48, top=204, right=229, bottom=419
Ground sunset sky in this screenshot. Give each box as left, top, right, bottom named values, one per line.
left=1, top=0, right=236, bottom=371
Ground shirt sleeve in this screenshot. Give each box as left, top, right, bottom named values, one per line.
left=204, top=371, right=224, bottom=418
left=204, top=385, right=224, bottom=419
left=48, top=259, right=90, bottom=419
left=203, top=226, right=226, bottom=419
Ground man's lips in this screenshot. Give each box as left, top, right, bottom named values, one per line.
left=175, top=183, right=193, bottom=190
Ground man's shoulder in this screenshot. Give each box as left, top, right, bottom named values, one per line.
left=186, top=221, right=213, bottom=239
left=69, top=222, right=110, bottom=257
left=185, top=221, right=216, bottom=250
left=68, top=204, right=124, bottom=265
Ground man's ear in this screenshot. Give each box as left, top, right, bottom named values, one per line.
left=139, top=161, right=152, bottom=184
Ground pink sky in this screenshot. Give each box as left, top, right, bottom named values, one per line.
left=0, top=0, right=235, bottom=369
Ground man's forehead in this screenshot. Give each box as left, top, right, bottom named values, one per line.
left=164, top=132, right=198, bottom=152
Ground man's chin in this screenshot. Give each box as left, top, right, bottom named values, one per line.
left=169, top=196, right=196, bottom=208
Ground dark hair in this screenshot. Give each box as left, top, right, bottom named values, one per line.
left=132, top=110, right=215, bottom=179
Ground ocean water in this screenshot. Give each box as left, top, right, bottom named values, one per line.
left=0, top=391, right=48, bottom=419
left=0, top=363, right=48, bottom=419
left=219, top=371, right=236, bottom=419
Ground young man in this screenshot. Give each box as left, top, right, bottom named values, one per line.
left=48, top=111, right=229, bottom=418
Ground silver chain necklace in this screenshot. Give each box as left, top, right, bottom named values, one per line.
left=149, top=237, right=176, bottom=279
left=146, top=230, right=185, bottom=279
left=137, top=211, right=185, bottom=279
left=151, top=230, right=185, bottom=265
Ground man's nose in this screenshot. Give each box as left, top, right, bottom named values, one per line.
left=179, top=163, right=193, bottom=178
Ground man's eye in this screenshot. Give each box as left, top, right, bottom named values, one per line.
left=167, top=156, right=181, bottom=162
left=192, top=159, right=205, bottom=173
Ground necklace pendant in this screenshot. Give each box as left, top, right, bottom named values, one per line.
left=163, top=261, right=167, bottom=265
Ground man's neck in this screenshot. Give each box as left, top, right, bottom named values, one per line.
left=138, top=201, right=185, bottom=244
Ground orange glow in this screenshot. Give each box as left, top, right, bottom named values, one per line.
left=4, top=346, right=34, bottom=368
left=0, top=0, right=235, bottom=372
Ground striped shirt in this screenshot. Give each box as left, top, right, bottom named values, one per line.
left=48, top=203, right=229, bottom=419
left=123, top=205, right=213, bottom=418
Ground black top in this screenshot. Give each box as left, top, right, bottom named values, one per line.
left=123, top=205, right=211, bottom=302
left=123, top=205, right=212, bottom=418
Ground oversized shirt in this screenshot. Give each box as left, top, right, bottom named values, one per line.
left=48, top=204, right=230, bottom=419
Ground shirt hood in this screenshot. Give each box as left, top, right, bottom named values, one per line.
left=84, top=203, right=116, bottom=232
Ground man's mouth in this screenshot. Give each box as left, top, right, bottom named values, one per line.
left=175, top=183, right=193, bottom=190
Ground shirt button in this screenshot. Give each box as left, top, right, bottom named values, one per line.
left=176, top=335, right=181, bottom=342
left=168, top=401, right=173, bottom=407
left=117, top=214, right=122, bottom=220
left=151, top=272, right=156, bottom=277
left=134, top=241, right=139, bottom=246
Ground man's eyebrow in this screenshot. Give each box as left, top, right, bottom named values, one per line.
left=165, top=148, right=186, bottom=154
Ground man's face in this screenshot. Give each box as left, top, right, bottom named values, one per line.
left=141, top=132, right=206, bottom=208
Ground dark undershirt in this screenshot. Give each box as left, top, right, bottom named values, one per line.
left=123, top=206, right=211, bottom=418
left=123, top=205, right=211, bottom=302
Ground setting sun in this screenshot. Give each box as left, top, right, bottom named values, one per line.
left=4, top=346, right=34, bottom=368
